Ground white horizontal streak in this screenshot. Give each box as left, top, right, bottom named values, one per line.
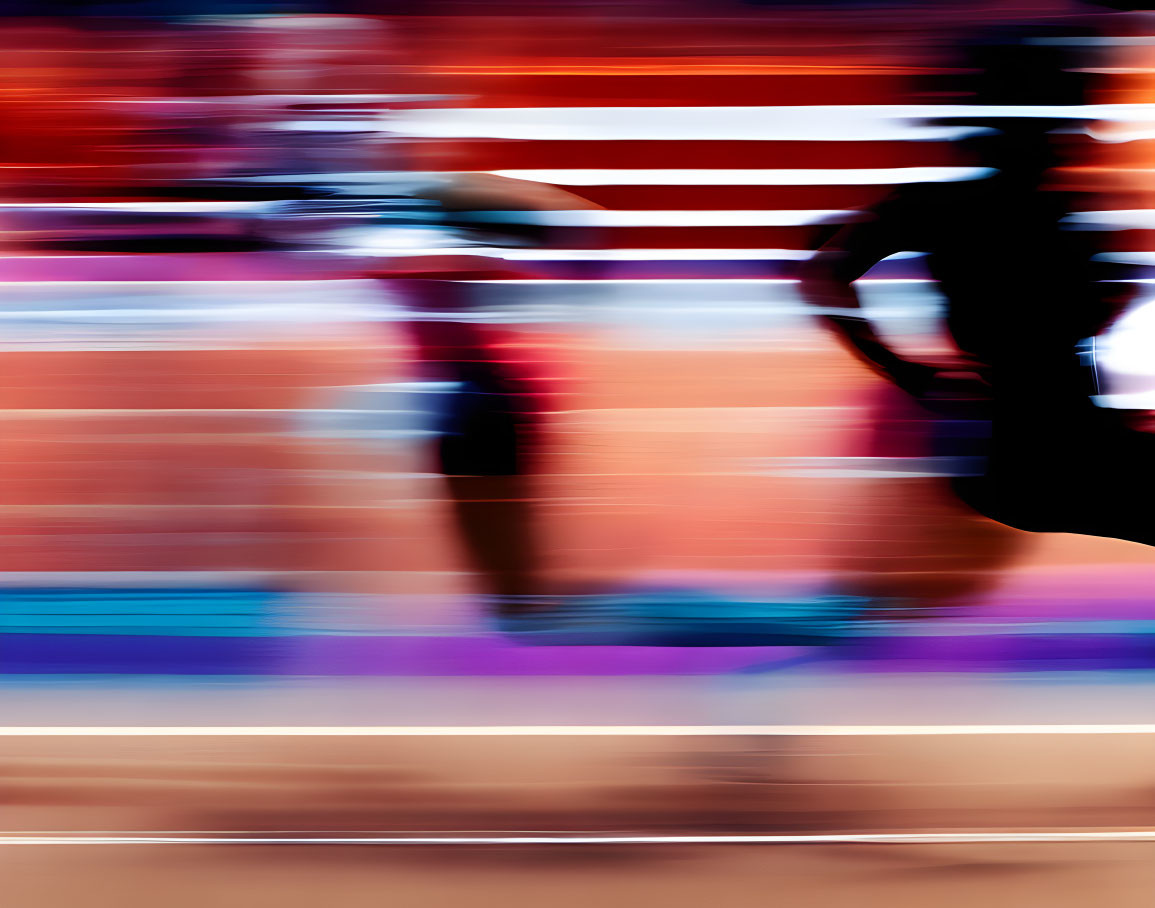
left=451, top=278, right=924, bottom=284
left=1094, top=392, right=1155, bottom=408
left=1069, top=210, right=1155, bottom=229
left=385, top=104, right=1155, bottom=141
left=445, top=248, right=827, bottom=261
left=2, top=831, right=1155, bottom=845
left=470, top=209, right=856, bottom=227
left=488, top=168, right=993, bottom=186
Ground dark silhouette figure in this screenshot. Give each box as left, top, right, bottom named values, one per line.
left=802, top=17, right=1155, bottom=551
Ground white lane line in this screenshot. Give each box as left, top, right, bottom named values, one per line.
left=1, top=831, right=1155, bottom=845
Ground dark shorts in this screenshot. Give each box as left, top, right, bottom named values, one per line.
left=435, top=380, right=540, bottom=477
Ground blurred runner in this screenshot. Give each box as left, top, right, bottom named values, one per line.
left=369, top=173, right=599, bottom=617
left=800, top=1, right=1155, bottom=623
left=269, top=168, right=873, bottom=644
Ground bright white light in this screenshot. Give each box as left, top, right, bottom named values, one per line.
left=1095, top=295, right=1155, bottom=381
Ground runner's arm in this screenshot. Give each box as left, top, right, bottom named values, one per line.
left=798, top=198, right=954, bottom=396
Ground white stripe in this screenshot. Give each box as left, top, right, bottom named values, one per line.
left=1095, top=252, right=1155, bottom=264
left=1094, top=391, right=1155, bottom=409
left=424, top=248, right=827, bottom=261
left=4, top=725, right=1155, bottom=736
left=274, top=120, right=393, bottom=132
left=384, top=104, right=1149, bottom=142
left=1069, top=210, right=1155, bottom=229
left=1, top=832, right=1154, bottom=845
left=241, top=168, right=985, bottom=187
left=461, top=209, right=1155, bottom=230
left=347, top=248, right=922, bottom=263
left=497, top=248, right=827, bottom=261
left=488, top=168, right=994, bottom=185
left=502, top=248, right=830, bottom=261
left=505, top=210, right=857, bottom=227
left=451, top=278, right=925, bottom=284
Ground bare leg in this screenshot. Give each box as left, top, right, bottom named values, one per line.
left=828, top=383, right=1028, bottom=616
left=444, top=474, right=545, bottom=610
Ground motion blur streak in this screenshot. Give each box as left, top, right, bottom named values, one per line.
left=9, top=2, right=1155, bottom=906
left=490, top=168, right=996, bottom=184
